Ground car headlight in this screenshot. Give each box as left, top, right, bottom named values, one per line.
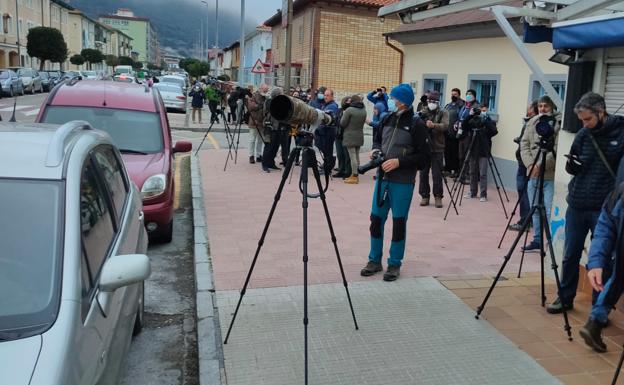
left=141, top=174, right=166, bottom=199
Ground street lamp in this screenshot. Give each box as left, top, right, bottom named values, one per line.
left=201, top=0, right=209, bottom=59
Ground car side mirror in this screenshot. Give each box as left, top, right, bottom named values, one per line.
left=173, top=141, right=192, bottom=153
left=99, top=254, right=151, bottom=293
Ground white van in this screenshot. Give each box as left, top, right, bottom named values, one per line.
left=114, top=65, right=133, bottom=76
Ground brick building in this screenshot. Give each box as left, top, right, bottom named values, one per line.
left=264, top=0, right=401, bottom=96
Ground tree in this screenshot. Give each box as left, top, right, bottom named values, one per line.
left=80, top=48, right=104, bottom=70
left=105, top=55, right=119, bottom=68
left=131, top=61, right=143, bottom=71
left=217, top=74, right=230, bottom=82
left=118, top=56, right=134, bottom=66
left=70, top=54, right=85, bottom=66
left=179, top=57, right=200, bottom=73
left=26, top=27, right=68, bottom=70
left=147, top=63, right=159, bottom=71
left=188, top=61, right=209, bottom=78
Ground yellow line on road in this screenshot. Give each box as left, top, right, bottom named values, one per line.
left=207, top=132, right=220, bottom=150
left=173, top=154, right=187, bottom=210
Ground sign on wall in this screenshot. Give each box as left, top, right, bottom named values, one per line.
left=251, top=59, right=266, bottom=74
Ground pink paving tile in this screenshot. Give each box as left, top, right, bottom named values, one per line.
left=199, top=150, right=542, bottom=290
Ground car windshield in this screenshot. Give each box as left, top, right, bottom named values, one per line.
left=162, top=77, right=184, bottom=87
left=42, top=107, right=164, bottom=153
left=83, top=71, right=96, bottom=76
left=48, top=72, right=60, bottom=78
left=154, top=84, right=182, bottom=93
left=0, top=72, right=8, bottom=79
left=0, top=179, right=63, bottom=340
left=40, top=72, right=49, bottom=79
left=17, top=69, right=33, bottom=77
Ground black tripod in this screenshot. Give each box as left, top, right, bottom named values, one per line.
left=223, top=136, right=359, bottom=385
left=444, top=127, right=509, bottom=220
left=223, top=102, right=244, bottom=171
left=475, top=141, right=573, bottom=340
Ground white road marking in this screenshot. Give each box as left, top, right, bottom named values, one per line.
left=22, top=108, right=40, bottom=116
left=0, top=105, right=31, bottom=112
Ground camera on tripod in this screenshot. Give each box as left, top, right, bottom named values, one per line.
left=535, top=114, right=557, bottom=149
left=358, top=151, right=385, bottom=174
left=269, top=94, right=332, bottom=146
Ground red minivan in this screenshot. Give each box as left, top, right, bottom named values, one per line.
left=37, top=80, right=192, bottom=242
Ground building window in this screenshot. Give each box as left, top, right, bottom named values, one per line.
left=529, top=75, right=567, bottom=103
left=18, top=19, right=23, bottom=34
left=468, top=75, right=501, bottom=114
left=423, top=74, right=447, bottom=105
left=298, top=24, right=304, bottom=44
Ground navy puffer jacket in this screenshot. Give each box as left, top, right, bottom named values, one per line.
left=567, top=115, right=624, bottom=210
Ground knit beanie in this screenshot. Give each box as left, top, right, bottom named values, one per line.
left=390, top=84, right=415, bottom=107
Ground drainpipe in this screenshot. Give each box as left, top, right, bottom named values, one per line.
left=385, top=36, right=403, bottom=83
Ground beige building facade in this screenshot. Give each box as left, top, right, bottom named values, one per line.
left=0, top=0, right=72, bottom=69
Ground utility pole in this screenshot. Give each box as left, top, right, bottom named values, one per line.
left=240, top=0, right=245, bottom=85
left=215, top=0, right=219, bottom=48
left=200, top=19, right=204, bottom=60
left=283, top=0, right=293, bottom=90
left=15, top=0, right=22, bottom=66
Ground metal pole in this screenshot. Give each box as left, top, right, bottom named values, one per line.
left=215, top=0, right=219, bottom=48
left=240, top=0, right=245, bottom=85
left=15, top=0, right=21, bottom=67
left=284, top=0, right=293, bottom=90
left=200, top=19, right=203, bottom=60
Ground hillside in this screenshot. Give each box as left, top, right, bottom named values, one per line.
left=69, top=0, right=257, bottom=58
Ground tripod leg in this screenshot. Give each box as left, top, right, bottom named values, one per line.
left=194, top=120, right=215, bottom=156
left=233, top=122, right=242, bottom=164
left=487, top=156, right=509, bottom=219
left=309, top=148, right=359, bottom=331
left=476, top=205, right=537, bottom=319
left=444, top=137, right=474, bottom=220
left=433, top=154, right=458, bottom=215
left=542, top=205, right=573, bottom=340
left=516, top=229, right=531, bottom=278
left=223, top=147, right=301, bottom=344
left=489, top=155, right=510, bottom=202
left=611, top=346, right=624, bottom=385
left=299, top=148, right=311, bottom=385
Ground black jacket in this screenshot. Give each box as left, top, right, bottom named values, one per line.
left=460, top=114, right=498, bottom=158
left=373, top=107, right=431, bottom=184
left=567, top=115, right=624, bottom=210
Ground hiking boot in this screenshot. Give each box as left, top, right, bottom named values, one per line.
left=383, top=265, right=401, bottom=281
left=420, top=197, right=430, bottom=206
left=360, top=261, right=382, bottom=277
left=546, top=297, right=573, bottom=314
left=521, top=241, right=540, bottom=253
left=249, top=156, right=255, bottom=164
left=579, top=319, right=607, bottom=353
left=262, top=166, right=270, bottom=173
left=434, top=197, right=443, bottom=208
left=344, top=175, right=359, bottom=184
left=256, top=156, right=262, bottom=162
left=268, top=165, right=281, bottom=170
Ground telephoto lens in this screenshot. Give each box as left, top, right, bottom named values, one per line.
left=358, top=152, right=385, bottom=174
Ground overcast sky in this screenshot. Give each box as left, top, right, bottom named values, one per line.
left=196, top=0, right=283, bottom=24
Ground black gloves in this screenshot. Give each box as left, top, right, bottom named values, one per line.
left=565, top=154, right=583, bottom=175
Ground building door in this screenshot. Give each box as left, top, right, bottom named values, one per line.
left=605, top=63, right=624, bottom=116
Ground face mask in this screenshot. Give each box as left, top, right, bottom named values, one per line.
left=387, top=99, right=397, bottom=113
left=466, top=95, right=475, bottom=103
left=428, top=102, right=438, bottom=111
left=451, top=96, right=458, bottom=102
left=317, top=93, right=324, bottom=100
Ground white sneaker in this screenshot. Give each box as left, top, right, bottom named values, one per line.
left=464, top=193, right=475, bottom=199
left=480, top=197, right=487, bottom=202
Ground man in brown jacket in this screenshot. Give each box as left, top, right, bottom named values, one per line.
left=246, top=84, right=269, bottom=164
left=418, top=91, right=449, bottom=208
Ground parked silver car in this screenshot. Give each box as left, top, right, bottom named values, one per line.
left=154, top=82, right=186, bottom=112
left=0, top=121, right=150, bottom=385
left=160, top=75, right=187, bottom=93
left=0, top=69, right=25, bottom=96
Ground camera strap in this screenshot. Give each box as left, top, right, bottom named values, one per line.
left=588, top=133, right=616, bottom=180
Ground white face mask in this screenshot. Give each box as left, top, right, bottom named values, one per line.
left=428, top=102, right=438, bottom=111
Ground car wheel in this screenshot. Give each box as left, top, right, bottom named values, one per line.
left=132, top=282, right=145, bottom=336
left=159, top=220, right=173, bottom=243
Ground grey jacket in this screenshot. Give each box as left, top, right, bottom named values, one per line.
left=520, top=112, right=562, bottom=181
left=340, top=101, right=366, bottom=147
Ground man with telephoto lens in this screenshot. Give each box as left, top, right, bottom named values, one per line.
left=418, top=90, right=448, bottom=208
left=260, top=87, right=290, bottom=173
left=360, top=84, right=430, bottom=281
left=547, top=92, right=624, bottom=315
left=520, top=95, right=561, bottom=252
left=458, top=103, right=497, bottom=202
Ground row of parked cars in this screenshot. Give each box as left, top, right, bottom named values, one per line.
left=1, top=78, right=192, bottom=384
left=0, top=68, right=108, bottom=97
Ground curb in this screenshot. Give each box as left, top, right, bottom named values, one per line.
left=172, top=126, right=250, bottom=134
left=191, top=155, right=225, bottom=385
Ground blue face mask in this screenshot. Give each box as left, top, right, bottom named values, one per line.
left=387, top=99, right=397, bottom=113
left=466, top=95, right=475, bottom=103
left=317, top=93, right=324, bottom=100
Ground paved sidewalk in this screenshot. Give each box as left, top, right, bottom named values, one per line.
left=218, top=278, right=560, bottom=385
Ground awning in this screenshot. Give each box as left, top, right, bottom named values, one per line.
left=553, top=13, right=624, bottom=50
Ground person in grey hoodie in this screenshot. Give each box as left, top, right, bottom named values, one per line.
left=340, top=94, right=367, bottom=184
